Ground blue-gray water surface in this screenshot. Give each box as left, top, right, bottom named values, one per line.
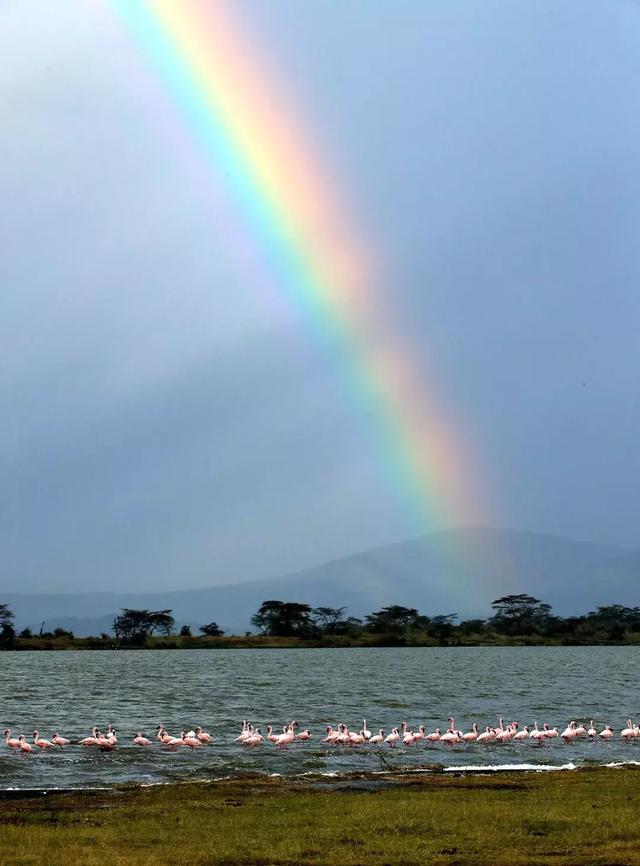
left=1, top=647, right=639, bottom=789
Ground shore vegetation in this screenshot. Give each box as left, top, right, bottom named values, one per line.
left=1, top=767, right=640, bottom=865
left=3, top=597, right=640, bottom=649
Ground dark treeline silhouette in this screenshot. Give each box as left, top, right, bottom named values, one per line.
left=2, top=596, right=640, bottom=648
left=248, top=596, right=640, bottom=644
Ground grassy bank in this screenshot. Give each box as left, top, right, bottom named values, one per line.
left=8, top=632, right=640, bottom=650
left=2, top=767, right=640, bottom=865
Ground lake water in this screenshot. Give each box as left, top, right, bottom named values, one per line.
left=1, top=647, right=639, bottom=789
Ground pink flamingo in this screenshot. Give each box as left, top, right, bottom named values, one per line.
left=621, top=720, right=636, bottom=740
left=495, top=722, right=517, bottom=743
left=368, top=729, right=385, bottom=745
left=133, top=733, right=151, bottom=746
left=181, top=731, right=202, bottom=749
left=96, top=731, right=115, bottom=751
left=267, top=726, right=280, bottom=744
left=413, top=725, right=426, bottom=741
left=477, top=726, right=496, bottom=744
left=587, top=721, right=597, bottom=738
left=361, top=720, right=372, bottom=740
left=543, top=724, right=558, bottom=739
left=157, top=726, right=174, bottom=745
left=349, top=729, right=366, bottom=746
left=80, top=728, right=100, bottom=746
left=195, top=726, right=212, bottom=743
left=461, top=723, right=479, bottom=743
left=599, top=725, right=614, bottom=740
left=244, top=728, right=264, bottom=747
left=402, top=728, right=416, bottom=746
left=4, top=729, right=20, bottom=749
left=52, top=733, right=70, bottom=747
left=440, top=718, right=461, bottom=745
left=425, top=727, right=442, bottom=743
left=384, top=728, right=400, bottom=747
left=561, top=721, right=578, bottom=742
left=514, top=726, right=530, bottom=740
left=274, top=725, right=295, bottom=747
left=336, top=724, right=351, bottom=745
left=33, top=731, right=55, bottom=750
left=296, top=729, right=312, bottom=740
left=18, top=735, right=33, bottom=753
left=235, top=722, right=253, bottom=743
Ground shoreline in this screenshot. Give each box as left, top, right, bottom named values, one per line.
left=2, top=766, right=640, bottom=865
left=3, top=759, right=639, bottom=796
left=5, top=637, right=640, bottom=650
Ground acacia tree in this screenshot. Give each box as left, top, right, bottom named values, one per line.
left=0, top=603, right=15, bottom=646
left=312, top=606, right=347, bottom=634
left=199, top=622, right=225, bottom=637
left=490, top=595, right=552, bottom=636
left=251, top=601, right=314, bottom=637
left=112, top=608, right=175, bottom=644
left=364, top=605, right=420, bottom=633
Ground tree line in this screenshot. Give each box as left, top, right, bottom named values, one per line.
left=2, top=596, right=640, bottom=647
left=248, top=595, right=640, bottom=643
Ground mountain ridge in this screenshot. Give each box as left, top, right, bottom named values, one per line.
left=2, top=527, right=636, bottom=636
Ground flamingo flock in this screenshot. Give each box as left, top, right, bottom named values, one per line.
left=4, top=716, right=640, bottom=755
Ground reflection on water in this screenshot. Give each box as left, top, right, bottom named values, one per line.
left=1, top=646, right=639, bottom=788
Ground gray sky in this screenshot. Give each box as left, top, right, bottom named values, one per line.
left=1, top=0, right=639, bottom=593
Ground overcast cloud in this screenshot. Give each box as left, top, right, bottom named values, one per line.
left=1, top=0, right=639, bottom=593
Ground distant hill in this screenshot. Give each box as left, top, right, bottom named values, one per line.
left=3, top=527, right=637, bottom=636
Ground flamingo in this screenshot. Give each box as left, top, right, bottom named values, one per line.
left=621, top=720, right=636, bottom=740
left=267, top=726, right=280, bottom=744
left=476, top=726, right=496, bottom=744
left=587, top=720, right=597, bottom=738
left=543, top=724, right=558, bottom=739
left=336, top=724, right=351, bottom=746
left=18, top=735, right=32, bottom=753
left=561, top=722, right=578, bottom=742
left=181, top=731, right=202, bottom=749
left=574, top=722, right=587, bottom=738
left=195, top=726, right=212, bottom=743
left=425, top=727, right=442, bottom=743
left=529, top=723, right=546, bottom=743
left=362, top=720, right=372, bottom=740
left=52, top=733, right=70, bottom=747
left=80, top=728, right=101, bottom=746
left=413, top=725, right=426, bottom=741
left=33, top=731, right=55, bottom=750
left=4, top=729, right=20, bottom=749
left=462, top=723, right=479, bottom=743
left=440, top=719, right=461, bottom=745
left=244, top=729, right=264, bottom=747
left=349, top=729, right=366, bottom=746
left=296, top=729, right=312, bottom=740
left=384, top=728, right=400, bottom=747
left=402, top=727, right=416, bottom=746
left=235, top=723, right=253, bottom=744
left=496, top=722, right=518, bottom=743
left=599, top=725, right=614, bottom=740
left=133, top=733, right=151, bottom=746
left=514, top=725, right=530, bottom=740
left=274, top=726, right=295, bottom=747
left=368, top=729, right=385, bottom=745
left=105, top=725, right=117, bottom=744
left=96, top=731, right=115, bottom=751
left=156, top=725, right=173, bottom=744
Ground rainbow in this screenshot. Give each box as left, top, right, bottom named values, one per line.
left=109, top=0, right=485, bottom=532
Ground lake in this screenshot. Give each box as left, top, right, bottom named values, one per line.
left=1, top=646, right=639, bottom=789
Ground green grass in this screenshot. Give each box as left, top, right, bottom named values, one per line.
left=2, top=768, right=640, bottom=865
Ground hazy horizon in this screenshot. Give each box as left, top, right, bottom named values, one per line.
left=2, top=0, right=639, bottom=595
